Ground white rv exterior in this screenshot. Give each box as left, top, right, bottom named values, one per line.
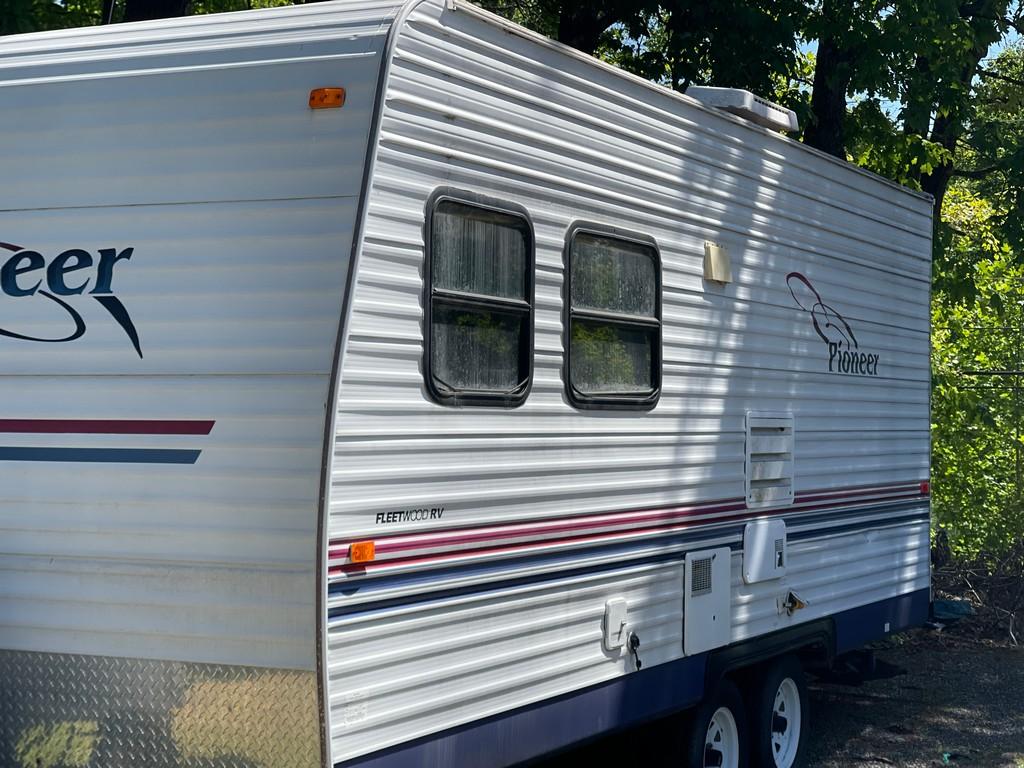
left=0, top=2, right=932, bottom=767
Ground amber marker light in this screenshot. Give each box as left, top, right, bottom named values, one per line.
left=309, top=87, right=346, bottom=109
left=349, top=540, right=376, bottom=563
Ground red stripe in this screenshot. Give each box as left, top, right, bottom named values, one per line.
left=363, top=500, right=748, bottom=557
left=0, top=419, right=215, bottom=435
left=794, top=485, right=920, bottom=504
left=797, top=480, right=922, bottom=496
left=0, top=241, right=22, bottom=252
left=330, top=481, right=928, bottom=555
left=329, top=488, right=928, bottom=572
left=330, top=496, right=927, bottom=576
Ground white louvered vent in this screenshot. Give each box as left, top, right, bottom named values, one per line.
left=745, top=412, right=794, bottom=508
left=690, top=556, right=713, bottom=596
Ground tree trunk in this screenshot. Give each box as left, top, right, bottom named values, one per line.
left=556, top=6, right=612, bottom=54
left=802, top=35, right=852, bottom=159
left=921, top=0, right=1005, bottom=222
left=921, top=112, right=958, bottom=219
left=901, top=55, right=934, bottom=137
left=121, top=0, right=189, bottom=22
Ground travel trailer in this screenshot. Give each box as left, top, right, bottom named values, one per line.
left=0, top=1, right=933, bottom=767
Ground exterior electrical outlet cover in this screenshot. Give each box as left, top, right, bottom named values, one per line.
left=603, top=598, right=629, bottom=651
left=743, top=519, right=787, bottom=584
left=703, top=241, right=732, bottom=284
left=683, top=548, right=732, bottom=656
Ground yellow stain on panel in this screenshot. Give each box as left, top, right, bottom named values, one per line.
left=171, top=670, right=319, bottom=767
left=16, top=721, right=99, bottom=768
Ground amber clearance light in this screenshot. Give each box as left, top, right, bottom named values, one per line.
left=309, top=87, right=346, bottom=110
left=349, top=540, right=376, bottom=563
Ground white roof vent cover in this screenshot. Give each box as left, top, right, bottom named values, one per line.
left=685, top=86, right=799, bottom=132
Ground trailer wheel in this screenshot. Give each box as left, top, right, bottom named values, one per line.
left=748, top=655, right=808, bottom=768
left=683, top=678, right=748, bottom=768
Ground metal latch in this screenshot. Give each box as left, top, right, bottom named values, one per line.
left=779, top=590, right=808, bottom=616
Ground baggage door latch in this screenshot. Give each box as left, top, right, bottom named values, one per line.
left=779, top=590, right=808, bottom=616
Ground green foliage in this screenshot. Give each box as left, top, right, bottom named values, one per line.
left=571, top=322, right=641, bottom=392
left=968, top=43, right=1024, bottom=254
left=932, top=185, right=1024, bottom=556
left=846, top=98, right=952, bottom=187
left=596, top=0, right=808, bottom=98
left=0, top=0, right=99, bottom=34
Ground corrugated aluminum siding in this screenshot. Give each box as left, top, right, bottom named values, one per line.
left=326, top=0, right=932, bottom=762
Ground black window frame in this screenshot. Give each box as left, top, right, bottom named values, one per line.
left=563, top=222, right=662, bottom=411
left=423, top=187, right=535, bottom=408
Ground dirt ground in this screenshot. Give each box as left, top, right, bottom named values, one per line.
left=806, top=632, right=1024, bottom=768
left=542, top=629, right=1024, bottom=767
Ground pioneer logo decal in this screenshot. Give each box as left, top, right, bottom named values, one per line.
left=0, top=240, right=142, bottom=357
left=786, top=272, right=879, bottom=376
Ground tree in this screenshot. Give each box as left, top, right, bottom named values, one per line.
left=932, top=184, right=1024, bottom=555
left=120, top=0, right=187, bottom=21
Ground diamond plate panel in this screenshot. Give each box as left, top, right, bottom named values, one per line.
left=0, top=649, right=320, bottom=768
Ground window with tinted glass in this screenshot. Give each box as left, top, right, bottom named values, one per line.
left=565, top=225, right=661, bottom=409
left=425, top=191, right=534, bottom=406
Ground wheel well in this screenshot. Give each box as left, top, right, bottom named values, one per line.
left=703, top=618, right=835, bottom=695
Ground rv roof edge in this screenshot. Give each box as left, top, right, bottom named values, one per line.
left=447, top=0, right=931, bottom=203
left=685, top=86, right=800, bottom=133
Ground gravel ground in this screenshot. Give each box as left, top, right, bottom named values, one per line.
left=540, top=630, right=1024, bottom=767
left=806, top=632, right=1024, bottom=768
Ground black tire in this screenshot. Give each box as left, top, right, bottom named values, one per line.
left=683, top=678, right=749, bottom=768
left=747, top=654, right=809, bottom=768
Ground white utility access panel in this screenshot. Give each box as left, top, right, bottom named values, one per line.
left=743, top=519, right=788, bottom=584
left=683, top=548, right=732, bottom=656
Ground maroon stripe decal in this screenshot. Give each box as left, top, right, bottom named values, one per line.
left=329, top=488, right=928, bottom=573
left=796, top=480, right=922, bottom=496
left=0, top=419, right=215, bottom=435
left=330, top=481, right=928, bottom=554
left=794, top=485, right=920, bottom=504
left=362, top=501, right=749, bottom=557
left=0, top=241, right=22, bottom=252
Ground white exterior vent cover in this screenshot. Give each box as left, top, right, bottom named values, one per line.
left=690, top=556, right=714, bottom=596
left=684, top=547, right=732, bottom=655
left=685, top=86, right=799, bottom=132
left=745, top=412, right=794, bottom=508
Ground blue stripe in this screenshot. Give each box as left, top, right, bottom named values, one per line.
left=0, top=447, right=201, bottom=464
left=336, top=652, right=708, bottom=768
left=334, top=589, right=931, bottom=768
left=328, top=502, right=929, bottom=619
left=330, top=546, right=699, bottom=620
left=834, top=588, right=930, bottom=653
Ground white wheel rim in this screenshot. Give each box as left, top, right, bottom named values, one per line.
left=770, top=677, right=802, bottom=768
left=704, top=706, right=740, bottom=768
